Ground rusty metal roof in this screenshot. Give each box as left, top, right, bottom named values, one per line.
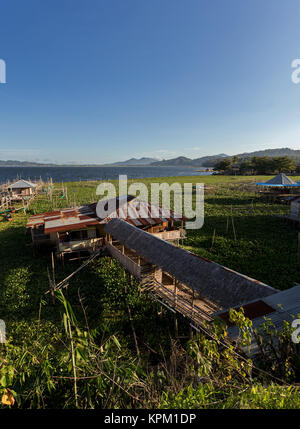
left=26, top=204, right=100, bottom=234
left=217, top=285, right=300, bottom=357
left=26, top=196, right=183, bottom=234
left=217, top=300, right=276, bottom=326
left=97, top=195, right=183, bottom=227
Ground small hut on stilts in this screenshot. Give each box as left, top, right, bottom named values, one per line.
left=256, top=173, right=300, bottom=203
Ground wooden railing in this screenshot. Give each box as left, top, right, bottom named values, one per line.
left=58, top=237, right=102, bottom=253
left=105, top=241, right=154, bottom=279
left=140, top=278, right=214, bottom=326
left=151, top=228, right=186, bottom=241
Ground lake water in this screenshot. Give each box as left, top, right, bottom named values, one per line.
left=0, top=166, right=212, bottom=184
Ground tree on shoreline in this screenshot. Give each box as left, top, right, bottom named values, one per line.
left=214, top=155, right=296, bottom=175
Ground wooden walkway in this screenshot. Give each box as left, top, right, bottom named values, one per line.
left=105, top=237, right=221, bottom=328
left=140, top=277, right=217, bottom=327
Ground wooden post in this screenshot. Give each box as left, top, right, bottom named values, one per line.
left=231, top=215, right=237, bottom=242
left=126, top=300, right=140, bottom=360
left=158, top=304, right=163, bottom=320
left=174, top=313, right=178, bottom=337
left=51, top=252, right=55, bottom=281
left=48, top=267, right=55, bottom=305
left=210, top=228, right=216, bottom=251
left=174, top=278, right=177, bottom=308
left=192, top=288, right=195, bottom=316
left=180, top=220, right=184, bottom=245
left=51, top=252, right=56, bottom=303
left=189, top=325, right=193, bottom=339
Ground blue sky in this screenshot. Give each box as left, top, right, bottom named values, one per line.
left=1, top=0, right=300, bottom=164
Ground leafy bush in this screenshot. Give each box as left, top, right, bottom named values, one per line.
left=0, top=268, right=31, bottom=316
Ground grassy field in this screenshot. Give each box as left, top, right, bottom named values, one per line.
left=30, top=174, right=300, bottom=289
left=0, top=175, right=299, bottom=408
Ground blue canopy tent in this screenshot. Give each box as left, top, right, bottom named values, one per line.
left=256, top=173, right=300, bottom=187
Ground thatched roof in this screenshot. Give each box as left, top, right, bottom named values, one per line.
left=104, top=218, right=277, bottom=309
left=8, top=179, right=37, bottom=189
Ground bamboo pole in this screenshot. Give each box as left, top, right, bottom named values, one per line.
left=298, top=232, right=300, bottom=264
left=174, top=279, right=177, bottom=308
left=231, top=215, right=237, bottom=242
left=210, top=228, right=216, bottom=251
left=174, top=313, right=178, bottom=337
left=51, top=252, right=56, bottom=303
left=192, top=288, right=195, bottom=316
left=127, top=302, right=140, bottom=360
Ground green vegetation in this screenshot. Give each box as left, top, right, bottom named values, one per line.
left=0, top=175, right=299, bottom=408
left=214, top=155, right=296, bottom=175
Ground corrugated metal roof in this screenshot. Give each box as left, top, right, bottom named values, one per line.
left=26, top=196, right=183, bottom=234
left=256, top=173, right=299, bottom=187
left=97, top=196, right=183, bottom=225
left=219, top=285, right=300, bottom=356
left=263, top=285, right=300, bottom=315
left=218, top=300, right=276, bottom=326
left=266, top=173, right=296, bottom=185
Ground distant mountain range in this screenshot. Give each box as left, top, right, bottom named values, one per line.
left=0, top=157, right=159, bottom=167
left=0, top=160, right=57, bottom=167
left=1, top=148, right=300, bottom=167
left=147, top=148, right=300, bottom=167
left=236, top=148, right=300, bottom=160
left=107, top=157, right=159, bottom=166
left=150, top=154, right=228, bottom=167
